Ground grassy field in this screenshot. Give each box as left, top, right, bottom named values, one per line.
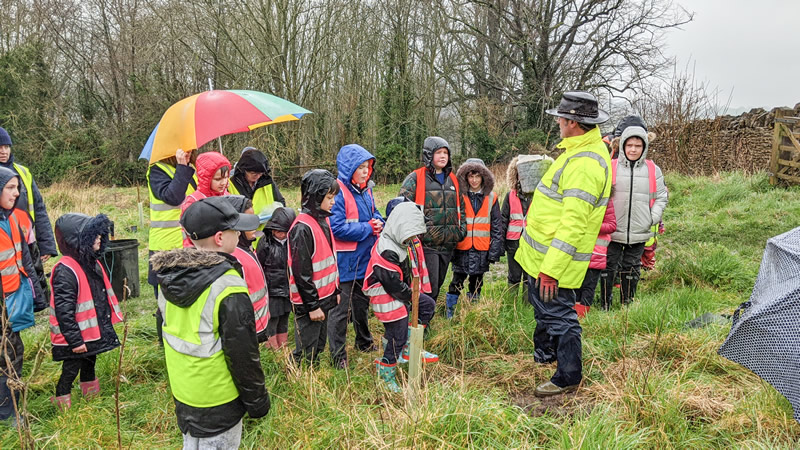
left=1, top=171, right=799, bottom=448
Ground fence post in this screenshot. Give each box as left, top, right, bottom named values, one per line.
left=770, top=109, right=784, bottom=186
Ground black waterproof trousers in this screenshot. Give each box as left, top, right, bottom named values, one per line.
left=528, top=277, right=582, bottom=388
left=327, top=279, right=374, bottom=364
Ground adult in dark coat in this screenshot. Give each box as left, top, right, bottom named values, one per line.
left=398, top=137, right=466, bottom=302
left=50, top=213, right=119, bottom=408
left=0, top=126, right=57, bottom=258
left=229, top=147, right=286, bottom=207
left=256, top=206, right=296, bottom=349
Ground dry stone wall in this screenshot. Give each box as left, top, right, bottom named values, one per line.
left=647, top=105, right=800, bottom=176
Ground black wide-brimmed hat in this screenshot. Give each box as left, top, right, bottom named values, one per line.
left=545, top=91, right=610, bottom=125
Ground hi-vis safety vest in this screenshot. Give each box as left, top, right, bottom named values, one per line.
left=505, top=190, right=527, bottom=241
left=412, top=167, right=461, bottom=221
left=232, top=246, right=269, bottom=335
left=147, top=162, right=197, bottom=251
left=13, top=163, right=34, bottom=220
left=227, top=182, right=275, bottom=219
left=159, top=269, right=247, bottom=408
left=611, top=158, right=659, bottom=246
left=363, top=246, right=409, bottom=323
left=288, top=214, right=339, bottom=305
left=408, top=237, right=432, bottom=294
left=456, top=192, right=496, bottom=251
left=515, top=127, right=611, bottom=289
left=0, top=212, right=26, bottom=294
left=333, top=179, right=375, bottom=252
left=48, top=256, right=123, bottom=346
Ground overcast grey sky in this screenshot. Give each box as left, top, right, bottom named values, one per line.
left=666, top=0, right=799, bottom=111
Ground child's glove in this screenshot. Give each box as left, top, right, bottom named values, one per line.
left=370, top=219, right=383, bottom=235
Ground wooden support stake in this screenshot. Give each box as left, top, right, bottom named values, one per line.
left=407, top=277, right=423, bottom=406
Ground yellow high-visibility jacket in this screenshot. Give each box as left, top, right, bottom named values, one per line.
left=515, top=127, right=612, bottom=289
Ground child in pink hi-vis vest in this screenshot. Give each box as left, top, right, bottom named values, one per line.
left=363, top=198, right=438, bottom=393
left=49, top=213, right=122, bottom=412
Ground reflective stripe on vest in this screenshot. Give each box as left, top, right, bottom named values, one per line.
left=537, top=152, right=609, bottom=208
left=611, top=158, right=657, bottom=208
left=333, top=179, right=376, bottom=252
left=408, top=237, right=432, bottom=294
left=505, top=190, right=526, bottom=240
left=287, top=214, right=339, bottom=305
left=148, top=162, right=197, bottom=251
left=49, top=257, right=123, bottom=346
left=13, top=164, right=34, bottom=220
left=0, top=213, right=25, bottom=294
left=522, top=151, right=608, bottom=264
left=456, top=192, right=496, bottom=251
left=232, top=247, right=270, bottom=335
left=413, top=167, right=461, bottom=222
left=160, top=270, right=245, bottom=408
left=363, top=245, right=408, bottom=323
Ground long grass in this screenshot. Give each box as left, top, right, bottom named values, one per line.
left=1, top=171, right=799, bottom=447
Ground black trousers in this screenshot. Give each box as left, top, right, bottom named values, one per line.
left=600, top=241, right=646, bottom=308
left=576, top=269, right=602, bottom=307
left=381, top=293, right=436, bottom=364
left=528, top=278, right=582, bottom=387
left=447, top=272, right=484, bottom=297
left=422, top=248, right=453, bottom=302
left=56, top=355, right=97, bottom=396
left=265, top=313, right=289, bottom=336
left=506, top=245, right=528, bottom=285
left=0, top=327, right=23, bottom=420
left=327, top=280, right=374, bottom=363
left=292, top=306, right=332, bottom=365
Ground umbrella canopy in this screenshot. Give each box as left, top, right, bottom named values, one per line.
left=718, top=226, right=800, bottom=423
left=139, top=90, right=311, bottom=163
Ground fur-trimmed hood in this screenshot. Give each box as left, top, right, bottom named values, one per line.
left=54, top=213, right=114, bottom=267
left=456, top=158, right=494, bottom=196
left=506, top=156, right=520, bottom=191
left=153, top=248, right=242, bottom=308
left=611, top=130, right=657, bottom=163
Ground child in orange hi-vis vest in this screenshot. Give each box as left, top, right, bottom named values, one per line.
left=49, top=213, right=122, bottom=411
left=445, top=158, right=503, bottom=318
left=287, top=170, right=341, bottom=366
left=363, top=198, right=438, bottom=393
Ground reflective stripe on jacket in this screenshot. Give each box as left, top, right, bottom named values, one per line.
left=288, top=214, right=339, bottom=305
left=232, top=247, right=270, bottom=335
left=49, top=256, right=123, bottom=346
left=0, top=212, right=25, bottom=293
left=148, top=163, right=197, bottom=251
left=159, top=269, right=246, bottom=408
left=515, top=127, right=612, bottom=289
left=505, top=190, right=526, bottom=240
left=363, top=245, right=408, bottom=323
left=456, top=191, right=497, bottom=251
left=13, top=163, right=34, bottom=220
left=332, top=178, right=375, bottom=252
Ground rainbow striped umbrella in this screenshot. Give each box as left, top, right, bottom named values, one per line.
left=139, top=90, right=311, bottom=163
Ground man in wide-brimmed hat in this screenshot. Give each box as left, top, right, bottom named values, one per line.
left=515, top=91, right=613, bottom=397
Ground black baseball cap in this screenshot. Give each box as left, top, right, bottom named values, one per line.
left=181, top=196, right=260, bottom=240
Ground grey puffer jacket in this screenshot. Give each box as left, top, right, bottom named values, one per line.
left=610, top=126, right=668, bottom=245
